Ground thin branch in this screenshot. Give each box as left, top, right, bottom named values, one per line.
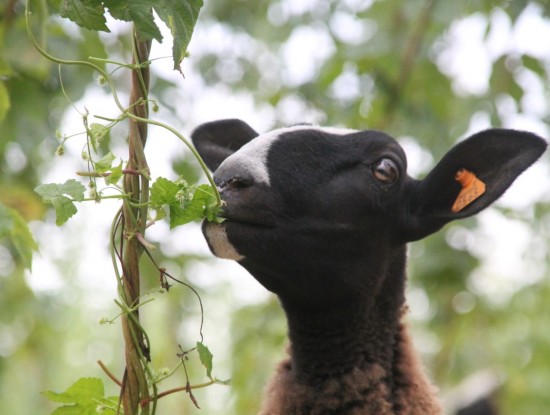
left=139, top=379, right=217, bottom=407
left=141, top=247, right=205, bottom=344
left=76, top=169, right=143, bottom=177
left=98, top=360, right=123, bottom=387
left=379, top=0, right=438, bottom=128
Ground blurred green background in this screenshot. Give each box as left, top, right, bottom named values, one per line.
left=1, top=0, right=549, bottom=414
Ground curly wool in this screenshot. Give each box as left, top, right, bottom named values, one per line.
left=258, top=323, right=442, bottom=415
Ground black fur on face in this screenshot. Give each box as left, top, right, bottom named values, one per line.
left=193, top=119, right=546, bottom=311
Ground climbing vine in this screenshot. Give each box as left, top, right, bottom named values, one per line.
left=26, top=1, right=227, bottom=414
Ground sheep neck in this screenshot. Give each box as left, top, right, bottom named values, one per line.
left=281, top=245, right=410, bottom=386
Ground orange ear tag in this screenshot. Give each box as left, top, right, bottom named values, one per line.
left=451, top=168, right=486, bottom=213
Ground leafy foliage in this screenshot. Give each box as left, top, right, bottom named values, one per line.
left=0, top=202, right=38, bottom=269
left=150, top=178, right=222, bottom=228
left=59, top=0, right=203, bottom=70
left=43, top=377, right=118, bottom=415
left=34, top=180, right=86, bottom=226
left=196, top=341, right=213, bottom=380
left=60, top=0, right=110, bottom=32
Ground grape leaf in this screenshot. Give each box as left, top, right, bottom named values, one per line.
left=105, top=160, right=123, bottom=185
left=88, top=123, right=110, bottom=151
left=93, top=152, right=123, bottom=185
left=129, top=1, right=163, bottom=42
left=60, top=0, right=110, bottom=32
left=154, top=0, right=204, bottom=71
left=150, top=177, right=180, bottom=207
left=43, top=377, right=104, bottom=404
left=94, top=152, right=116, bottom=172
left=103, top=0, right=163, bottom=42
left=35, top=180, right=85, bottom=202
left=150, top=178, right=221, bottom=228
left=43, top=377, right=118, bottom=415
left=35, top=180, right=86, bottom=226
left=192, top=184, right=221, bottom=223
left=196, top=341, right=213, bottom=380
left=102, top=0, right=131, bottom=21
left=59, top=0, right=202, bottom=71
left=168, top=184, right=220, bottom=228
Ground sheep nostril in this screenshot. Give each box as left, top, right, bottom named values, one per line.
left=219, top=176, right=252, bottom=190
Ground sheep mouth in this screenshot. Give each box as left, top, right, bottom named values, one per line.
left=214, top=198, right=276, bottom=229
left=220, top=216, right=276, bottom=230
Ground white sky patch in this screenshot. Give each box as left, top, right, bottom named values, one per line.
left=329, top=12, right=377, bottom=45
left=467, top=209, right=546, bottom=305
left=435, top=13, right=492, bottom=96
left=496, top=161, right=550, bottom=211
left=512, top=3, right=550, bottom=59
left=485, top=8, right=513, bottom=59
left=329, top=64, right=361, bottom=103
left=496, top=94, right=549, bottom=137
left=281, top=24, right=335, bottom=86
left=463, top=111, right=493, bottom=137
left=24, top=255, right=64, bottom=294
left=515, top=68, right=547, bottom=118
left=398, top=136, right=434, bottom=178
left=436, top=6, right=550, bottom=100
left=276, top=94, right=325, bottom=125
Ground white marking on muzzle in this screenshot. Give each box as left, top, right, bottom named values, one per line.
left=204, top=222, right=245, bottom=261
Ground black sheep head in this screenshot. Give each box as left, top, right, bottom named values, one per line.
left=192, top=119, right=547, bottom=311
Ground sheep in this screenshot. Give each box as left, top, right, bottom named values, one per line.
left=191, top=119, right=547, bottom=415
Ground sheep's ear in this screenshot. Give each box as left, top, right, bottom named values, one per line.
left=192, top=119, right=259, bottom=171
left=401, top=129, right=547, bottom=241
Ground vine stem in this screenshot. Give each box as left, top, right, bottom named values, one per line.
left=98, top=360, right=123, bottom=387
left=125, top=111, right=222, bottom=207
left=139, top=379, right=217, bottom=407
left=24, top=0, right=221, bottom=208
left=118, top=29, right=153, bottom=415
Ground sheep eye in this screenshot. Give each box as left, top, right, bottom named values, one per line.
left=373, top=158, right=399, bottom=184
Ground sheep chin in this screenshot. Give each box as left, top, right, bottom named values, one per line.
left=203, top=222, right=245, bottom=261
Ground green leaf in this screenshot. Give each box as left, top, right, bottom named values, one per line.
left=129, top=1, right=163, bottom=42
left=35, top=180, right=86, bottom=202
left=43, top=378, right=117, bottom=415
left=43, top=377, right=104, bottom=404
left=94, top=152, right=116, bottom=172
left=193, top=184, right=222, bottom=223
left=168, top=201, right=200, bottom=228
left=50, top=406, right=83, bottom=415
left=150, top=177, right=180, bottom=207
left=0, top=204, right=12, bottom=237
left=196, top=341, right=213, bottom=380
left=93, top=152, right=123, bottom=185
left=521, top=54, right=546, bottom=77
left=35, top=180, right=86, bottom=226
left=0, top=203, right=38, bottom=270
left=168, top=184, right=217, bottom=228
left=88, top=123, right=110, bottom=151
left=103, top=0, right=131, bottom=21
left=154, top=0, right=204, bottom=71
left=60, top=0, right=110, bottom=32
left=51, top=196, right=78, bottom=226
left=0, top=80, right=10, bottom=124
left=150, top=178, right=221, bottom=228
left=105, top=160, right=123, bottom=185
